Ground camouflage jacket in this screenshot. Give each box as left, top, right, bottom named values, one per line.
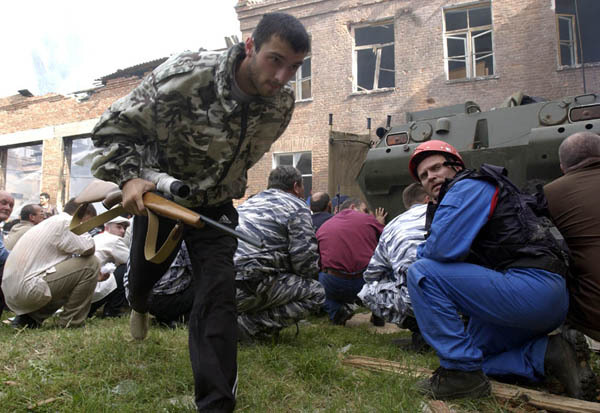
left=363, top=203, right=427, bottom=284
left=91, top=44, right=295, bottom=207
left=234, top=189, right=320, bottom=281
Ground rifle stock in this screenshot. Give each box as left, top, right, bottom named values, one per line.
left=72, top=180, right=264, bottom=249
left=142, top=192, right=205, bottom=229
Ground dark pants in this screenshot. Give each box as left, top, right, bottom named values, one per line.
left=89, top=264, right=129, bottom=317
left=149, top=281, right=195, bottom=324
left=0, top=267, right=5, bottom=319
left=318, top=271, right=365, bottom=321
left=128, top=202, right=238, bottom=413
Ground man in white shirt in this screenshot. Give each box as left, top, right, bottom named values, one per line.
left=89, top=215, right=130, bottom=318
left=1, top=198, right=99, bottom=328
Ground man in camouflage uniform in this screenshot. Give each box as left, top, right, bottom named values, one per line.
left=90, top=13, right=310, bottom=413
left=235, top=166, right=324, bottom=339
left=358, top=183, right=430, bottom=350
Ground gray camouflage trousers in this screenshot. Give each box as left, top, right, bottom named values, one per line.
left=236, top=273, right=325, bottom=338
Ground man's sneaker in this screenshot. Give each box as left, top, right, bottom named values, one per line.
left=370, top=313, right=385, bottom=327
left=129, top=310, right=149, bottom=340
left=11, top=314, right=41, bottom=329
left=544, top=330, right=598, bottom=401
left=416, top=367, right=491, bottom=400
left=392, top=331, right=432, bottom=353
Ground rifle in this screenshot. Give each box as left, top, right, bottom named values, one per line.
left=70, top=174, right=263, bottom=263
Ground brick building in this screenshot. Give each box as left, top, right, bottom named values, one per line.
left=1, top=0, right=599, bottom=217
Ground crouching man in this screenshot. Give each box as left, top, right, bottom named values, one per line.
left=359, top=183, right=429, bottom=350
left=235, top=166, right=324, bottom=340
left=406, top=140, right=597, bottom=401
left=2, top=199, right=99, bottom=328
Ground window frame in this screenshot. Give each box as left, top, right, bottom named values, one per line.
left=0, top=141, right=44, bottom=219
left=442, top=3, right=495, bottom=81
left=272, top=151, right=312, bottom=199
left=556, top=13, right=578, bottom=66
left=290, top=54, right=312, bottom=102
left=352, top=20, right=396, bottom=92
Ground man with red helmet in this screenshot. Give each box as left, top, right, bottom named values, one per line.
left=406, top=140, right=596, bottom=401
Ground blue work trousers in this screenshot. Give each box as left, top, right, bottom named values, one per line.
left=318, top=272, right=365, bottom=321
left=407, top=258, right=568, bottom=381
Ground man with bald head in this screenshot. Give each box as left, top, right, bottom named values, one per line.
left=544, top=132, right=600, bottom=339
left=0, top=190, right=15, bottom=319
left=310, top=191, right=333, bottom=231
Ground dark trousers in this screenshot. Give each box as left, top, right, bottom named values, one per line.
left=318, top=271, right=365, bottom=321
left=0, top=267, right=5, bottom=319
left=149, top=281, right=195, bottom=324
left=128, top=202, right=238, bottom=413
left=89, top=264, right=129, bottom=317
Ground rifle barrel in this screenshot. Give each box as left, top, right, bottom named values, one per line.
left=196, top=213, right=264, bottom=249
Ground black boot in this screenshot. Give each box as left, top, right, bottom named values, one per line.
left=331, top=305, right=354, bottom=326
left=369, top=313, right=385, bottom=327
left=392, top=331, right=432, bottom=353
left=416, top=367, right=491, bottom=400
left=544, top=330, right=598, bottom=401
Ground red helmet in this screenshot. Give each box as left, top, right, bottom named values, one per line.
left=408, top=140, right=464, bottom=181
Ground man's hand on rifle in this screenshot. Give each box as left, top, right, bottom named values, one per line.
left=122, top=178, right=156, bottom=216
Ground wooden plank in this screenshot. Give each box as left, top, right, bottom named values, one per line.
left=342, top=355, right=600, bottom=413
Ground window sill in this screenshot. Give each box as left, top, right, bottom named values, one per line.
left=350, top=87, right=395, bottom=97
left=294, top=98, right=313, bottom=104
left=445, top=75, right=499, bottom=85
left=557, top=61, right=600, bottom=71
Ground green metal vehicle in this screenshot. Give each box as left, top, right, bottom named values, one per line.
left=356, top=92, right=600, bottom=219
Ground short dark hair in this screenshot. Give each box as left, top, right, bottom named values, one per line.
left=310, top=192, right=330, bottom=213
left=40, top=192, right=50, bottom=199
left=559, top=132, right=600, bottom=169
left=253, top=12, right=310, bottom=54
left=63, top=198, right=97, bottom=217
left=20, top=204, right=40, bottom=221
left=268, top=166, right=302, bottom=192
left=402, top=183, right=428, bottom=209
left=340, top=197, right=364, bottom=211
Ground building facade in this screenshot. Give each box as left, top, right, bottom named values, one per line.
left=1, top=0, right=598, bottom=217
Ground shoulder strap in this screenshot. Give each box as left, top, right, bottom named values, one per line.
left=69, top=203, right=183, bottom=264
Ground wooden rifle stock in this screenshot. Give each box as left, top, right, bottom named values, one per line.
left=142, top=192, right=205, bottom=229
left=71, top=180, right=264, bottom=249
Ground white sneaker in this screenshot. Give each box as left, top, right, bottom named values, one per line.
left=130, top=310, right=149, bottom=340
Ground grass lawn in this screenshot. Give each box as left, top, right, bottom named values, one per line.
left=0, top=310, right=598, bottom=412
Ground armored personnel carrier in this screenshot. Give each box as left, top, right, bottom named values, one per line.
left=356, top=92, right=600, bottom=219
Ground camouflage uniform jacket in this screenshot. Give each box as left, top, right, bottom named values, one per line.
left=234, top=189, right=320, bottom=281
left=91, top=44, right=295, bottom=207
left=363, top=203, right=427, bottom=284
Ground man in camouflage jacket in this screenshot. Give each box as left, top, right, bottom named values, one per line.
left=235, top=166, right=324, bottom=339
left=90, top=13, right=310, bottom=413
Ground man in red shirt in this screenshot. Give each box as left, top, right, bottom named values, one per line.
left=316, top=197, right=386, bottom=324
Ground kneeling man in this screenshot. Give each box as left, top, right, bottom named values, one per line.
left=407, top=140, right=596, bottom=401
left=2, top=199, right=99, bottom=328
left=235, top=166, right=324, bottom=339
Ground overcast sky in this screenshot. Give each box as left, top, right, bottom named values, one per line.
left=0, top=0, right=241, bottom=97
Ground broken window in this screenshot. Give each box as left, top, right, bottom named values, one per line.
left=273, top=151, right=312, bottom=200
left=555, top=0, right=600, bottom=66
left=353, top=22, right=395, bottom=92
left=1, top=143, right=43, bottom=218
left=65, top=136, right=107, bottom=213
left=290, top=55, right=312, bottom=101
left=443, top=4, right=494, bottom=80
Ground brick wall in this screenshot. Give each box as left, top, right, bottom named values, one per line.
left=237, top=0, right=600, bottom=198
left=2, top=0, right=599, bottom=207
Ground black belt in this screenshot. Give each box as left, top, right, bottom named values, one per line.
left=324, top=268, right=364, bottom=280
